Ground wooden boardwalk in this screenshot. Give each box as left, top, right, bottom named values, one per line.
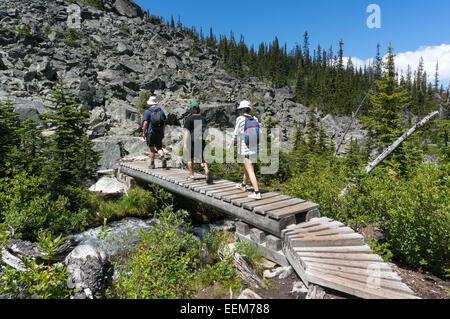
left=117, top=160, right=320, bottom=237
left=117, top=160, right=418, bottom=299
left=282, top=217, right=418, bottom=299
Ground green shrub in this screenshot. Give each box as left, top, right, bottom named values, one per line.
left=134, top=91, right=150, bottom=115
left=81, top=0, right=104, bottom=10
left=12, top=24, right=32, bottom=37
left=108, top=207, right=203, bottom=299
left=282, top=153, right=449, bottom=275
left=119, top=26, right=129, bottom=34
left=88, top=187, right=159, bottom=224
left=235, top=240, right=264, bottom=277
left=63, top=28, right=82, bottom=47
left=0, top=232, right=73, bottom=299
left=0, top=172, right=90, bottom=240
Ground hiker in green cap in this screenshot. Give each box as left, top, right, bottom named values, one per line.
left=183, top=102, right=213, bottom=183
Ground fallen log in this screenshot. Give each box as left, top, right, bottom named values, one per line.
left=364, top=111, right=439, bottom=174
left=233, top=252, right=268, bottom=289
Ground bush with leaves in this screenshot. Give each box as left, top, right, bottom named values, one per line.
left=0, top=232, right=73, bottom=299
left=108, top=207, right=203, bottom=299
left=0, top=171, right=93, bottom=240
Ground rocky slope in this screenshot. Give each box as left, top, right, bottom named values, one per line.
left=0, top=0, right=367, bottom=169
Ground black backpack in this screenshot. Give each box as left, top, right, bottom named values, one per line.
left=150, top=108, right=164, bottom=129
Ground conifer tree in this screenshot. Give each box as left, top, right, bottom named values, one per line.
left=12, top=118, right=46, bottom=174
left=39, top=77, right=100, bottom=194
left=0, top=100, right=20, bottom=177
left=362, top=44, right=411, bottom=153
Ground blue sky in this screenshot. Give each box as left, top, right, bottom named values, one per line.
left=134, top=0, right=450, bottom=86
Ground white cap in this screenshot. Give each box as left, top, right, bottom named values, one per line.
left=237, top=100, right=252, bottom=110
left=147, top=96, right=158, bottom=105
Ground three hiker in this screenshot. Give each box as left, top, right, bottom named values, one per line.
left=142, top=96, right=168, bottom=169
left=183, top=102, right=213, bottom=184
left=228, top=100, right=262, bottom=200
left=143, top=97, right=261, bottom=200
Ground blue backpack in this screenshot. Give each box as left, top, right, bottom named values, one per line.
left=244, top=115, right=260, bottom=148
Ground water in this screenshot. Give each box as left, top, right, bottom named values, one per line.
left=69, top=218, right=156, bottom=258
left=69, top=218, right=235, bottom=258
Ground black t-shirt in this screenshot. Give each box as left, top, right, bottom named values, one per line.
left=184, top=114, right=207, bottom=143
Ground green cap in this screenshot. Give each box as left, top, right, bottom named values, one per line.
left=190, top=102, right=200, bottom=109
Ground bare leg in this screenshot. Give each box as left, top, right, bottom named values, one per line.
left=149, top=147, right=156, bottom=162
left=201, top=162, right=209, bottom=174
left=242, top=160, right=249, bottom=185
left=243, top=157, right=259, bottom=192
left=187, top=161, right=195, bottom=177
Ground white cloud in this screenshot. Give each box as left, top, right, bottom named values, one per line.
left=344, top=44, right=450, bottom=87
left=343, top=56, right=374, bottom=70
left=393, top=44, right=450, bottom=86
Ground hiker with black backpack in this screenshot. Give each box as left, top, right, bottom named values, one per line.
left=227, top=100, right=262, bottom=200
left=142, top=96, right=168, bottom=169
left=183, top=102, right=213, bottom=183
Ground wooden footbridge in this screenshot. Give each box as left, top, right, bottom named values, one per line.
left=115, top=159, right=418, bottom=299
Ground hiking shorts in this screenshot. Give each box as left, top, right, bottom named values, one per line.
left=147, top=129, right=163, bottom=150
left=185, top=140, right=206, bottom=163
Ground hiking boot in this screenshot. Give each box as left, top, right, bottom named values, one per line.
left=248, top=192, right=262, bottom=200
left=235, top=183, right=247, bottom=191
left=161, top=156, right=167, bottom=169
left=206, top=170, right=213, bottom=184
left=149, top=162, right=155, bottom=169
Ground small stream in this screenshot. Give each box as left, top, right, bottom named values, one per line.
left=68, top=217, right=236, bottom=258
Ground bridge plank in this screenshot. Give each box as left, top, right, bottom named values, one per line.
left=197, top=183, right=236, bottom=194
left=213, top=189, right=249, bottom=199
left=222, top=192, right=253, bottom=203
left=288, top=233, right=365, bottom=247
left=206, top=187, right=241, bottom=197
left=187, top=182, right=210, bottom=190
left=242, top=195, right=291, bottom=211
left=307, top=267, right=415, bottom=295
left=251, top=198, right=304, bottom=213
left=184, top=180, right=208, bottom=188
left=296, top=252, right=383, bottom=262
left=305, top=269, right=418, bottom=299
left=293, top=245, right=372, bottom=254
left=304, top=263, right=402, bottom=281
left=193, top=181, right=234, bottom=192
left=289, top=226, right=355, bottom=238
left=267, top=202, right=320, bottom=219
left=301, top=257, right=391, bottom=271
left=231, top=192, right=280, bottom=207
left=283, top=221, right=346, bottom=237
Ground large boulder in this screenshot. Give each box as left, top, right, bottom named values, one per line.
left=93, top=136, right=148, bottom=169
left=65, top=245, right=113, bottom=299
left=104, top=0, right=144, bottom=18
left=89, top=176, right=128, bottom=196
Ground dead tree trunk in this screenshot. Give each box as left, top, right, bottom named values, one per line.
left=339, top=111, right=439, bottom=197
left=333, top=89, right=372, bottom=159
left=365, top=111, right=439, bottom=174
left=233, top=253, right=268, bottom=289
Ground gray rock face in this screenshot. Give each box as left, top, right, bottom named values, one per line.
left=0, top=0, right=367, bottom=169
left=108, top=0, right=143, bottom=18
left=64, top=245, right=113, bottom=299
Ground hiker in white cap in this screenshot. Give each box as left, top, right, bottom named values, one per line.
left=228, top=100, right=262, bottom=200
left=142, top=96, right=168, bottom=169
